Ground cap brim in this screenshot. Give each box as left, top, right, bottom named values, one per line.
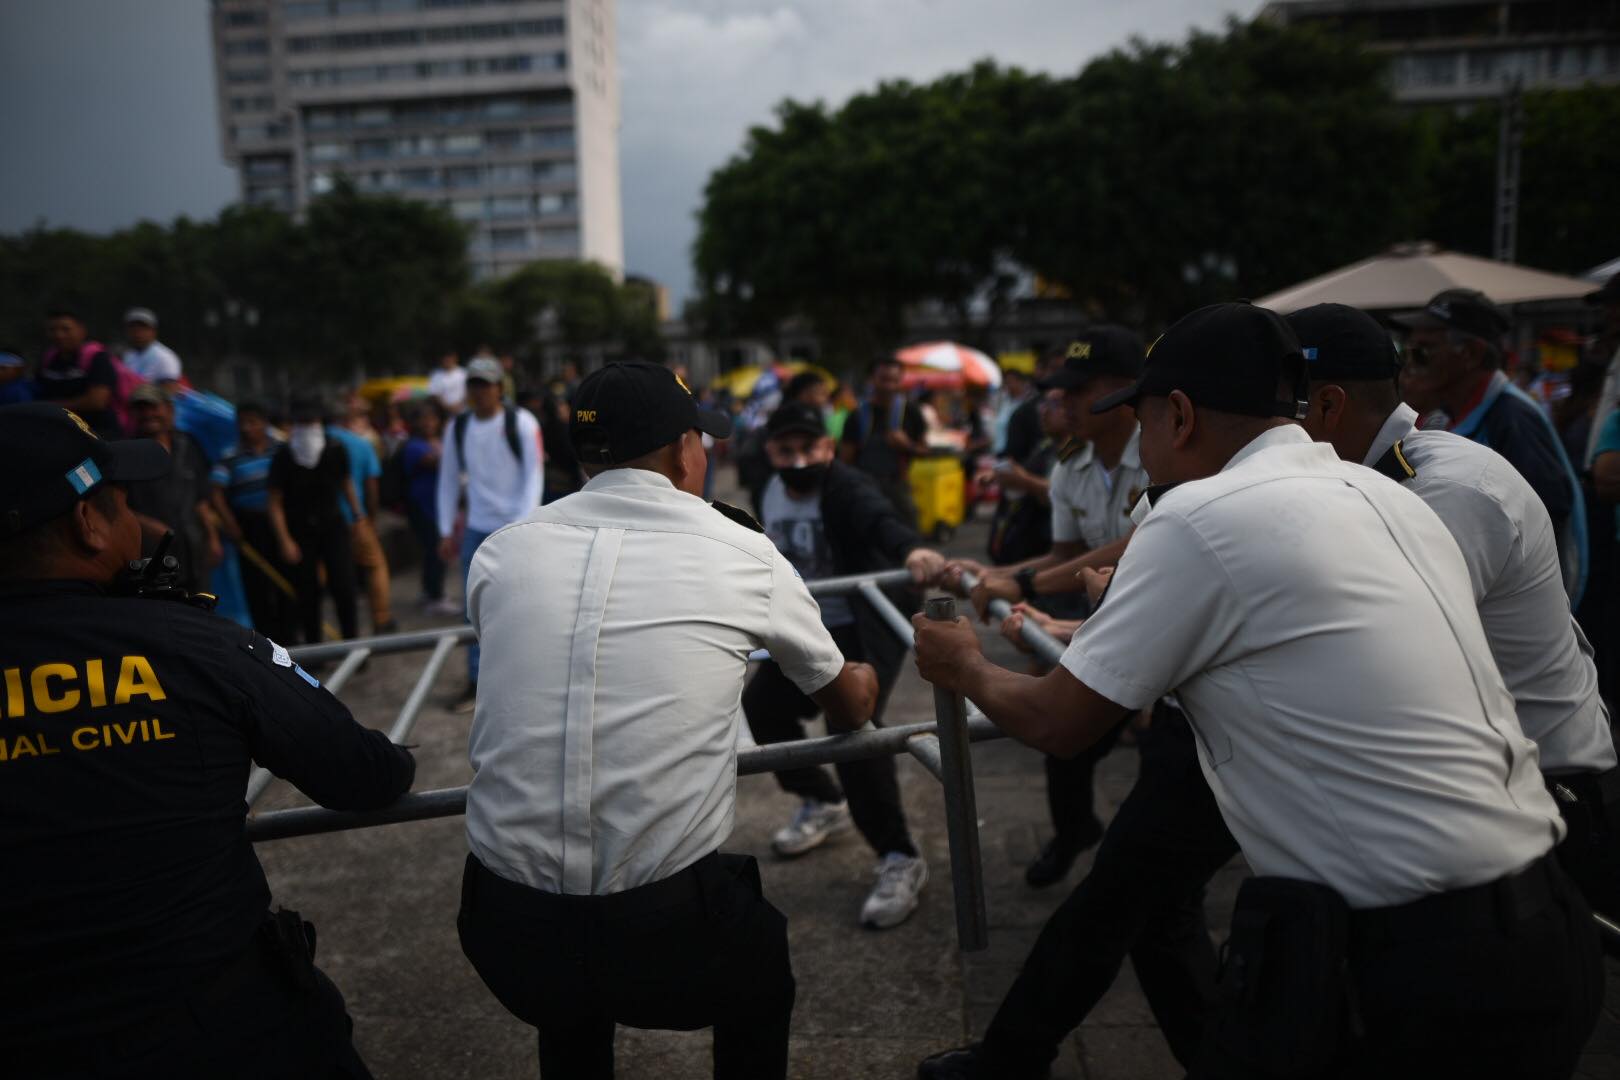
left=1089, top=380, right=1143, bottom=415
left=766, top=421, right=825, bottom=439
left=1390, top=311, right=1447, bottom=331
left=696, top=406, right=733, bottom=440
left=1037, top=369, right=1086, bottom=392
left=103, top=438, right=171, bottom=484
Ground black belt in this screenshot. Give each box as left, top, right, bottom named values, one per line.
left=466, top=850, right=721, bottom=920
left=1350, top=854, right=1565, bottom=948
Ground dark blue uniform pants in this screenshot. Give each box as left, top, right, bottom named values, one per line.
left=983, top=703, right=1239, bottom=1072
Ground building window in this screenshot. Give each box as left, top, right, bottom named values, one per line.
left=451, top=198, right=487, bottom=221
left=446, top=165, right=484, bottom=188
left=538, top=192, right=577, bottom=216
left=245, top=156, right=291, bottom=178
left=309, top=140, right=348, bottom=162
left=490, top=227, right=531, bottom=252
left=1393, top=51, right=1460, bottom=90
left=230, top=95, right=277, bottom=113
left=223, top=10, right=269, bottom=28
left=225, top=67, right=272, bottom=83
left=224, top=38, right=271, bottom=57
left=538, top=227, right=579, bottom=250
left=487, top=162, right=531, bottom=186
left=490, top=195, right=530, bottom=218
left=399, top=167, right=440, bottom=190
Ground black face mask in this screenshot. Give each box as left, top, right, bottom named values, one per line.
left=779, top=462, right=829, bottom=494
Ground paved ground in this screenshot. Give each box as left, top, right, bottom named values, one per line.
left=251, top=480, right=1619, bottom=1079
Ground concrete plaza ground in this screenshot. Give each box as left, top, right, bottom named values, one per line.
left=251, top=487, right=1620, bottom=1079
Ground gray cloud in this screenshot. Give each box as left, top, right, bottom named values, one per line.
left=0, top=0, right=1243, bottom=306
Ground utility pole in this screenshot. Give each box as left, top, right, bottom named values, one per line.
left=1493, top=76, right=1524, bottom=263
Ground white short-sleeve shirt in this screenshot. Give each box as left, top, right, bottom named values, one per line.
left=429, top=366, right=467, bottom=409
left=465, top=468, right=846, bottom=895
left=1048, top=426, right=1150, bottom=549
left=1366, top=404, right=1615, bottom=775
left=1061, top=425, right=1561, bottom=909
left=123, top=341, right=182, bottom=383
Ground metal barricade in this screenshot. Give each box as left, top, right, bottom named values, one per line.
left=245, top=567, right=1071, bottom=952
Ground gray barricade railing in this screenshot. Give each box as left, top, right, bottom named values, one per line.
left=244, top=566, right=1050, bottom=952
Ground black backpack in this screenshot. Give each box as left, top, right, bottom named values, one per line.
left=453, top=407, right=523, bottom=467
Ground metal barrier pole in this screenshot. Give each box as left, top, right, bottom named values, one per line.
left=924, top=595, right=988, bottom=952
left=289, top=624, right=473, bottom=665
left=856, top=580, right=917, bottom=645
left=956, top=569, right=1068, bottom=667
left=807, top=568, right=913, bottom=596
left=388, top=634, right=459, bottom=744
left=905, top=733, right=945, bottom=782
left=245, top=645, right=373, bottom=807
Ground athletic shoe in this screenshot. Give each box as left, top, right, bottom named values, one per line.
left=861, top=852, right=928, bottom=929
left=770, top=799, right=853, bottom=857
left=449, top=684, right=478, bottom=715
left=916, top=1044, right=1047, bottom=1079
left=427, top=598, right=463, bottom=618
left=1023, top=821, right=1103, bottom=889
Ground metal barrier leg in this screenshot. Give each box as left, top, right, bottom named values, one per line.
left=388, top=633, right=459, bottom=744
left=925, top=596, right=989, bottom=952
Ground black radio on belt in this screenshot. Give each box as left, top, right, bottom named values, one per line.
left=112, top=531, right=218, bottom=612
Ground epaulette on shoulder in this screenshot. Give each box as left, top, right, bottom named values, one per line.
left=1056, top=439, right=1086, bottom=463
left=711, top=500, right=765, bottom=533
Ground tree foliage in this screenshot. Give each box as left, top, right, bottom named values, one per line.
left=694, top=18, right=1620, bottom=346
left=0, top=179, right=654, bottom=383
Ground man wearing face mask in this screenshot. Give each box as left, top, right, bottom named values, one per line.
left=744, top=401, right=945, bottom=929
left=268, top=396, right=362, bottom=644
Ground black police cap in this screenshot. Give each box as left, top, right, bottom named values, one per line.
left=1286, top=304, right=1400, bottom=383
left=0, top=403, right=170, bottom=536
left=1039, top=325, right=1145, bottom=391
left=1091, top=303, right=1306, bottom=419
left=569, top=361, right=732, bottom=466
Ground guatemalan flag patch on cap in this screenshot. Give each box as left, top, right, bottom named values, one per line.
left=66, top=457, right=102, bottom=495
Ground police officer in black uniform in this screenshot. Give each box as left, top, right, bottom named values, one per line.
left=0, top=404, right=416, bottom=1079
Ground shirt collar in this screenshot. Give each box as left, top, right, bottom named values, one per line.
left=1362, top=404, right=1420, bottom=468
left=1221, top=424, right=1312, bottom=473
left=582, top=467, right=681, bottom=496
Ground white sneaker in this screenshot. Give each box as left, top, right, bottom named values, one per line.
left=770, top=799, right=853, bottom=857
left=427, top=598, right=463, bottom=617
left=860, top=852, right=928, bottom=929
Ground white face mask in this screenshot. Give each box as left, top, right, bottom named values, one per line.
left=289, top=424, right=326, bottom=469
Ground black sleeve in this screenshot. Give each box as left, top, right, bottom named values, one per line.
left=1003, top=399, right=1039, bottom=462
left=188, top=437, right=213, bottom=505
left=840, top=408, right=862, bottom=447
left=267, top=448, right=289, bottom=492
left=902, top=402, right=928, bottom=442
left=838, top=467, right=921, bottom=562
left=229, top=629, right=415, bottom=809
left=86, top=351, right=117, bottom=389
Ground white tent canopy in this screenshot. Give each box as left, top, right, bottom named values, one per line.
left=1254, top=242, right=1597, bottom=314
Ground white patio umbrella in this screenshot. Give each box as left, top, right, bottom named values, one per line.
left=895, top=341, right=1002, bottom=390
left=1254, top=242, right=1597, bottom=313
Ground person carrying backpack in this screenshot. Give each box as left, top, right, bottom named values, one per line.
left=35, top=307, right=137, bottom=438
left=436, top=356, right=543, bottom=713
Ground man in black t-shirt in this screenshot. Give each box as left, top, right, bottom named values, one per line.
left=838, top=356, right=929, bottom=526
left=268, top=397, right=362, bottom=643
left=124, top=384, right=217, bottom=594
left=35, top=306, right=122, bottom=438
left=0, top=403, right=415, bottom=1079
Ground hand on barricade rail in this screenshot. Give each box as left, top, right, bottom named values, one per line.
left=911, top=611, right=983, bottom=694
left=905, top=548, right=947, bottom=586
left=938, top=559, right=985, bottom=594
left=1000, top=602, right=1082, bottom=653
left=1080, top=567, right=1113, bottom=608
left=970, top=575, right=1020, bottom=623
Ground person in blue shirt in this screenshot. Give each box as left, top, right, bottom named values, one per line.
left=0, top=350, right=34, bottom=405
left=210, top=401, right=297, bottom=642
left=401, top=400, right=458, bottom=616
left=326, top=413, right=396, bottom=634
left=1397, top=288, right=1587, bottom=604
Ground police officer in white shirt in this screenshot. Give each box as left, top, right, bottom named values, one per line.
left=457, top=361, right=880, bottom=1080
left=121, top=308, right=182, bottom=386
left=914, top=303, right=1603, bottom=1077
left=1292, top=302, right=1620, bottom=925
left=952, top=327, right=1153, bottom=887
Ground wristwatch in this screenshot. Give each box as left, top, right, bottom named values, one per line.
left=1015, top=567, right=1039, bottom=601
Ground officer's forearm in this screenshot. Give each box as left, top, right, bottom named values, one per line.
left=1030, top=535, right=1128, bottom=596
left=957, top=656, right=1126, bottom=758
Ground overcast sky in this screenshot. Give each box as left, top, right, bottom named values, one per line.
left=0, top=0, right=1243, bottom=303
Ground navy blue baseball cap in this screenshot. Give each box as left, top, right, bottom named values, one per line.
left=1286, top=304, right=1400, bottom=382
left=0, top=403, right=170, bottom=536
left=1091, top=303, right=1307, bottom=419
left=570, top=361, right=732, bottom=465
left=1040, top=325, right=1145, bottom=391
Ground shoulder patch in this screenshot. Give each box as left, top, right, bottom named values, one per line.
left=1371, top=440, right=1417, bottom=484
left=711, top=500, right=765, bottom=533
left=1056, top=439, right=1085, bottom=463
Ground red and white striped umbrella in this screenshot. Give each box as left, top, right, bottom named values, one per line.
left=894, top=341, right=1002, bottom=390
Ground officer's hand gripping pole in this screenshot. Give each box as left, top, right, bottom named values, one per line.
left=926, top=595, right=989, bottom=952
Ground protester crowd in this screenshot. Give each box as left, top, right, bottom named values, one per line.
left=4, top=278, right=1620, bottom=1080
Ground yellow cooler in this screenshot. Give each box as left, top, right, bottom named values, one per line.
left=910, top=456, right=966, bottom=542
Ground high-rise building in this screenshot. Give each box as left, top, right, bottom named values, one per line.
left=1259, top=1, right=1620, bottom=105
left=210, top=0, right=622, bottom=280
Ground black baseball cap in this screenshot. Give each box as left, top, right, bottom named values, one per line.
left=764, top=401, right=828, bottom=439
left=570, top=361, right=732, bottom=465
left=1091, top=303, right=1307, bottom=418
left=1286, top=304, right=1399, bottom=383
left=1040, top=325, right=1145, bottom=391
left=0, top=403, right=170, bottom=537
left=1391, top=288, right=1511, bottom=342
